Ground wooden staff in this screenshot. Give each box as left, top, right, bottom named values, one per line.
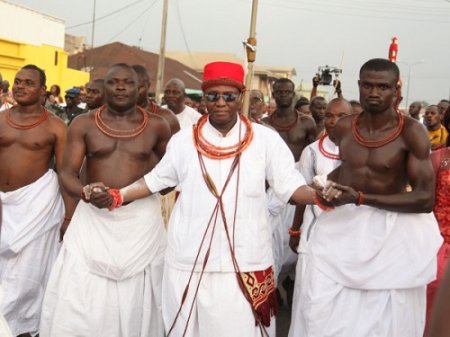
left=242, top=0, right=259, bottom=117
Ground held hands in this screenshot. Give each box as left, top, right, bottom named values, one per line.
left=319, top=181, right=359, bottom=207
left=81, top=182, right=113, bottom=209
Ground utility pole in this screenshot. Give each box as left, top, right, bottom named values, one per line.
left=91, top=0, right=96, bottom=48
left=155, top=0, right=169, bottom=104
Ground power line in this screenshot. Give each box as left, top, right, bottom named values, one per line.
left=108, top=0, right=159, bottom=42
left=174, top=0, right=197, bottom=70
left=66, top=0, right=149, bottom=29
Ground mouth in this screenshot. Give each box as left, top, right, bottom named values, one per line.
left=114, top=94, right=129, bottom=100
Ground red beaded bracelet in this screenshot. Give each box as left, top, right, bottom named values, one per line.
left=64, top=216, right=72, bottom=222
left=356, top=191, right=364, bottom=206
left=108, top=188, right=123, bottom=211
left=288, top=228, right=302, bottom=237
left=314, top=194, right=335, bottom=211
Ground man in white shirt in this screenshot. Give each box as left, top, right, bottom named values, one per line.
left=163, top=78, right=202, bottom=129
left=87, top=61, right=317, bottom=337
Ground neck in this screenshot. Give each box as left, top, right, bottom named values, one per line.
left=429, top=123, right=442, bottom=131
left=106, top=104, right=137, bottom=117
left=15, top=102, right=43, bottom=114
left=275, top=106, right=295, bottom=118
left=210, top=116, right=238, bottom=137
left=361, top=108, right=397, bottom=129
left=171, top=104, right=185, bottom=115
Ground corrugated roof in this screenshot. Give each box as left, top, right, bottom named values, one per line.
left=68, top=42, right=202, bottom=91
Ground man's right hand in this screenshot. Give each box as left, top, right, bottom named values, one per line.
left=312, top=74, right=321, bottom=87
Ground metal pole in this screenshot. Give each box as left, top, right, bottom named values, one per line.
left=405, top=66, right=411, bottom=111
left=155, top=0, right=169, bottom=105
left=91, top=0, right=96, bottom=48
left=242, top=0, right=259, bottom=117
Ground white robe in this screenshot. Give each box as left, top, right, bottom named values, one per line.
left=291, top=204, right=442, bottom=337
left=40, top=196, right=166, bottom=337
left=0, top=286, right=13, bottom=337
left=0, top=170, right=63, bottom=336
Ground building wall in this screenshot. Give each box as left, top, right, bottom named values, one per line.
left=0, top=38, right=89, bottom=93
left=0, top=0, right=65, bottom=48
left=0, top=1, right=89, bottom=93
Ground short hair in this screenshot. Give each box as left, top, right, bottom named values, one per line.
left=22, top=64, right=46, bottom=87
left=106, top=63, right=138, bottom=81
left=273, top=78, right=295, bottom=91
left=295, top=96, right=309, bottom=109
left=327, top=97, right=353, bottom=114
left=92, top=78, right=104, bottom=86
left=359, top=58, right=400, bottom=81
left=131, top=64, right=150, bottom=82
left=310, top=96, right=326, bottom=106
left=426, top=104, right=439, bottom=111
left=165, top=78, right=186, bottom=93
left=349, top=100, right=362, bottom=107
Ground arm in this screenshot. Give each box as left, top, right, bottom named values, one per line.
left=310, top=74, right=320, bottom=100
left=52, top=117, right=79, bottom=239
left=288, top=204, right=306, bottom=253
left=59, top=116, right=89, bottom=199
left=304, top=116, right=318, bottom=145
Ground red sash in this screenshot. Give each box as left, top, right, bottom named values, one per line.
left=240, top=266, right=278, bottom=327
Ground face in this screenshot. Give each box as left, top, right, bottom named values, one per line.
left=272, top=82, right=295, bottom=108
left=65, top=94, right=80, bottom=108
left=136, top=74, right=149, bottom=106
left=249, top=90, right=266, bottom=117
left=324, top=101, right=352, bottom=141
left=298, top=104, right=311, bottom=115
left=104, top=66, right=139, bottom=111
left=408, top=102, right=421, bottom=117
left=425, top=106, right=441, bottom=129
left=438, top=101, right=449, bottom=116
left=204, top=85, right=241, bottom=133
left=359, top=70, right=397, bottom=114
left=310, top=98, right=327, bottom=121
left=163, top=82, right=185, bottom=112
left=12, top=69, right=45, bottom=106
left=86, top=82, right=105, bottom=109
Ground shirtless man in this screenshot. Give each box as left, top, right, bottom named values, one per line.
left=310, top=96, right=327, bottom=137
left=132, top=64, right=180, bottom=135
left=40, top=63, right=172, bottom=336
left=0, top=65, right=69, bottom=337
left=298, top=58, right=442, bottom=337
left=262, top=78, right=316, bottom=288
left=263, top=78, right=316, bottom=161
left=85, top=79, right=105, bottom=111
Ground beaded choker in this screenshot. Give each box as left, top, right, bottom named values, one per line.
left=95, top=105, right=148, bottom=139
left=318, top=134, right=340, bottom=160
left=193, top=114, right=254, bottom=159
left=6, top=106, right=49, bottom=130
left=352, top=112, right=404, bottom=148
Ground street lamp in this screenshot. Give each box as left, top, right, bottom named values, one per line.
left=398, top=59, right=424, bottom=110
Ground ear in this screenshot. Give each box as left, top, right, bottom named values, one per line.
left=357, top=80, right=361, bottom=87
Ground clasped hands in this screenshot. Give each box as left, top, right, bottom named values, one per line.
left=313, top=175, right=359, bottom=208
left=82, top=182, right=115, bottom=209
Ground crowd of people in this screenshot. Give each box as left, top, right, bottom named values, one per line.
left=0, top=58, right=449, bottom=337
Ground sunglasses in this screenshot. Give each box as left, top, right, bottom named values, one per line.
left=205, top=92, right=239, bottom=103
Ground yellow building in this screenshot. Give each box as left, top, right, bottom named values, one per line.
left=0, top=0, right=88, bottom=92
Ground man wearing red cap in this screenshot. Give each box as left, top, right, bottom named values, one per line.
left=87, top=61, right=318, bottom=337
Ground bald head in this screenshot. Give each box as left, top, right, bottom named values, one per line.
left=327, top=98, right=353, bottom=114
left=163, top=78, right=186, bottom=114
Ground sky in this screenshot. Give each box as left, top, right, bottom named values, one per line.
left=9, top=0, right=450, bottom=106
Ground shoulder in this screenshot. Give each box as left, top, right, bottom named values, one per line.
left=401, top=115, right=431, bottom=157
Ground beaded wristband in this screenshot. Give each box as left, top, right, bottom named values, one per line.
left=64, top=216, right=72, bottom=221
left=356, top=191, right=364, bottom=206
left=108, top=188, right=123, bottom=211
left=288, top=228, right=302, bottom=237
left=314, top=194, right=335, bottom=211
